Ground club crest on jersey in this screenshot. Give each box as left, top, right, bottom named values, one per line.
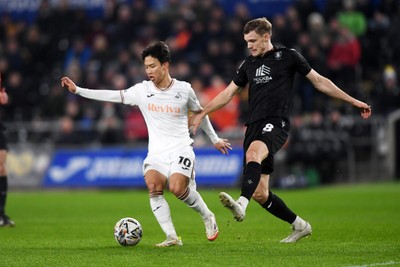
left=174, top=92, right=183, bottom=101
left=253, top=64, right=272, bottom=84
left=274, top=51, right=282, bottom=60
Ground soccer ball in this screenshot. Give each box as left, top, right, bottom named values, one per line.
left=114, top=217, right=143, bottom=246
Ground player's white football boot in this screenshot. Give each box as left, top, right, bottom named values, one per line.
left=156, top=235, right=183, bottom=247
left=204, top=212, right=219, bottom=241
left=280, top=222, right=312, bottom=243
left=219, top=192, right=245, bottom=222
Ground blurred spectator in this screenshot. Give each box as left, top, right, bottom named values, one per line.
left=64, top=99, right=81, bottom=121
left=307, top=12, right=327, bottom=45
left=293, top=0, right=319, bottom=30
left=327, top=25, right=361, bottom=97
left=42, top=83, right=66, bottom=119
left=111, top=4, right=135, bottom=46
left=54, top=116, right=81, bottom=145
left=386, top=13, right=400, bottom=68
left=372, top=65, right=400, bottom=115
left=361, top=10, right=391, bottom=82
left=337, top=0, right=367, bottom=37
left=284, top=6, right=302, bottom=47
left=170, top=60, right=191, bottom=81
left=23, top=25, right=48, bottom=77
left=2, top=71, right=26, bottom=121
left=63, top=37, right=92, bottom=71
left=5, top=38, right=26, bottom=73
left=233, top=2, right=251, bottom=24
left=271, top=14, right=290, bottom=46
left=98, top=105, right=125, bottom=145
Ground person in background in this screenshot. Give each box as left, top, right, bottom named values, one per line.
left=0, top=75, right=15, bottom=227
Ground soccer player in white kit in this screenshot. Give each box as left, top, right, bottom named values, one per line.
left=61, top=41, right=232, bottom=247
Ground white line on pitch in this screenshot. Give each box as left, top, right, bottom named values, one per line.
left=347, top=261, right=400, bottom=267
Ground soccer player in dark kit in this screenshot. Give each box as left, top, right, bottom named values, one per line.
left=191, top=17, right=371, bottom=243
left=0, top=75, right=15, bottom=227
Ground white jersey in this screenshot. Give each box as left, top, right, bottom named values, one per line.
left=76, top=79, right=219, bottom=155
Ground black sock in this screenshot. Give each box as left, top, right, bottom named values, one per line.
left=261, top=190, right=297, bottom=224
left=0, top=176, right=7, bottom=217
left=240, top=162, right=261, bottom=200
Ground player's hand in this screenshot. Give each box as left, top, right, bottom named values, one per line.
left=60, top=76, right=77, bottom=93
left=214, top=138, right=232, bottom=155
left=360, top=106, right=371, bottom=119
left=0, top=87, right=8, bottom=105
left=189, top=113, right=204, bottom=135
left=354, top=100, right=371, bottom=119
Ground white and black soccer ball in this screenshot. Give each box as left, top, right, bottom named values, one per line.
left=114, top=217, right=143, bottom=246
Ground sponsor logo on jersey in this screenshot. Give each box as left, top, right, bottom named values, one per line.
left=147, top=94, right=155, bottom=98
left=253, top=64, right=272, bottom=84
left=148, top=104, right=181, bottom=113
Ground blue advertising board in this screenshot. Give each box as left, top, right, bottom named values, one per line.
left=43, top=147, right=243, bottom=188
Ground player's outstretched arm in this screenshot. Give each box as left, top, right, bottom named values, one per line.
left=60, top=76, right=126, bottom=104
left=306, top=69, right=372, bottom=119
left=191, top=81, right=241, bottom=134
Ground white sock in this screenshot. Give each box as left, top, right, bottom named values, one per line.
left=180, top=187, right=211, bottom=220
left=238, top=196, right=249, bottom=211
left=292, top=216, right=307, bottom=230
left=150, top=195, right=177, bottom=238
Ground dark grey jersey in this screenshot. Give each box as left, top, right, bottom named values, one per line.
left=233, top=46, right=311, bottom=125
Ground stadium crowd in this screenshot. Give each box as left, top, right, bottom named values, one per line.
left=0, top=0, right=399, bottom=183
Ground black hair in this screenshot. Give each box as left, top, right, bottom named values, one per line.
left=141, top=41, right=171, bottom=63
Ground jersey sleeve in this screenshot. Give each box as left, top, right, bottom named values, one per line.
left=290, top=48, right=312, bottom=76
left=187, top=86, right=202, bottom=112
left=76, top=84, right=141, bottom=106
left=232, top=59, right=248, bottom=88
left=120, top=83, right=142, bottom=106
left=187, top=85, right=219, bottom=144
left=75, top=86, right=124, bottom=103
left=200, top=115, right=220, bottom=144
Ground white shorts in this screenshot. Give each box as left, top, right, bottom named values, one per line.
left=143, top=145, right=197, bottom=189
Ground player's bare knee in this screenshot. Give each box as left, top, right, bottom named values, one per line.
left=146, top=182, right=162, bottom=194
left=245, top=150, right=259, bottom=162
left=169, top=184, right=185, bottom=197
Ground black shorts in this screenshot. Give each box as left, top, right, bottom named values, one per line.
left=243, top=117, right=289, bottom=175
left=0, top=130, right=8, bottom=150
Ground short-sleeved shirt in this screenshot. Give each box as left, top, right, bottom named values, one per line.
left=233, top=46, right=312, bottom=125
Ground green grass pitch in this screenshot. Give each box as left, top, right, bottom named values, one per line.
left=1, top=182, right=400, bottom=267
